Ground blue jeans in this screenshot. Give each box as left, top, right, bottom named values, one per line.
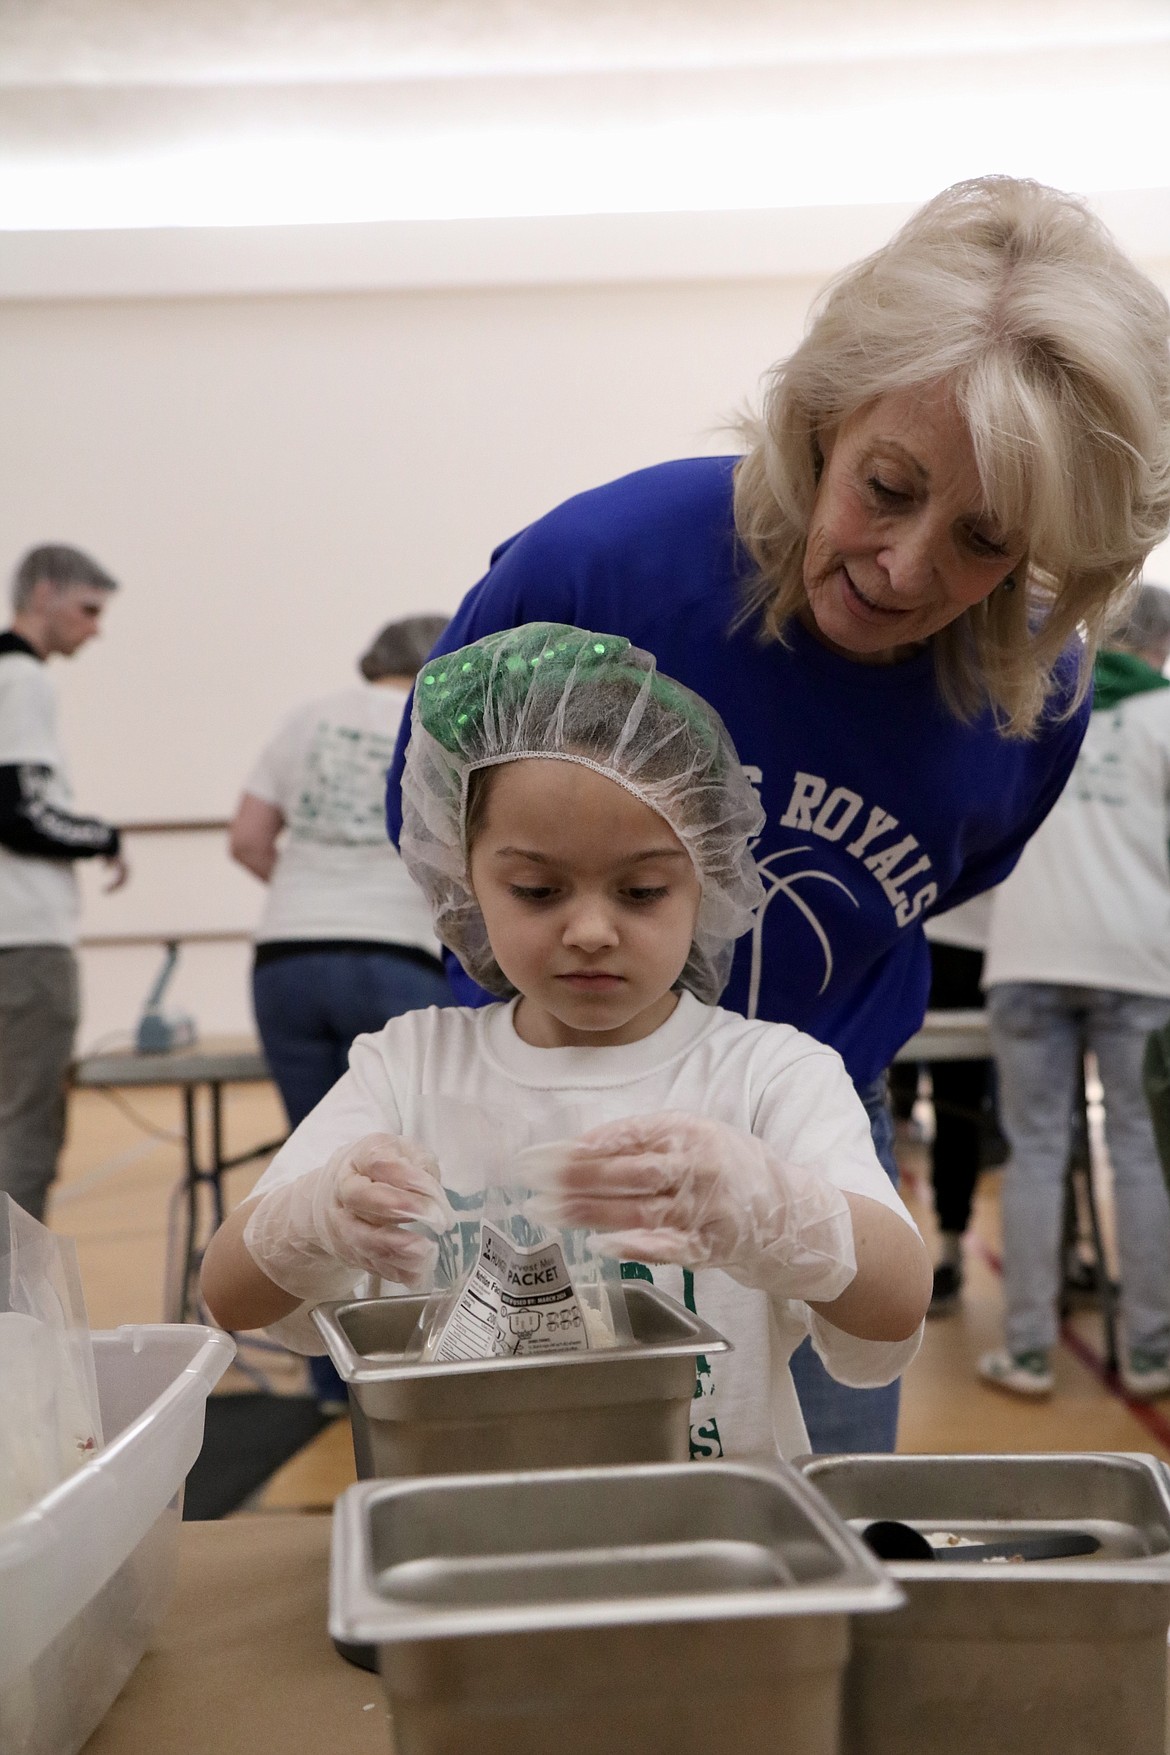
left=253, top=946, right=452, bottom=1129
left=989, top=982, right=1170, bottom=1357
left=787, top=1074, right=902, bottom=1454
left=253, top=944, right=452, bottom=1404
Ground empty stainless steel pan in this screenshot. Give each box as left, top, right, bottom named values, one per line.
left=799, top=1451, right=1170, bottom=1755
left=312, top=1283, right=729, bottom=1477
left=331, top=1459, right=903, bottom=1755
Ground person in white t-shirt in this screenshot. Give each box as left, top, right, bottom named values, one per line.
left=0, top=544, right=128, bottom=1221
left=980, top=584, right=1170, bottom=1400
left=203, top=624, right=928, bottom=1461
left=230, top=614, right=451, bottom=1128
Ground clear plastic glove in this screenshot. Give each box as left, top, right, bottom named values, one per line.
left=521, top=1111, right=856, bottom=1303
left=243, top=1132, right=455, bottom=1305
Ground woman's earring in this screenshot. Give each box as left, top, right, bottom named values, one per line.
left=1001, top=574, right=1017, bottom=594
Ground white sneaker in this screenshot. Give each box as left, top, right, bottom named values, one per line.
left=1120, top=1350, right=1170, bottom=1400
left=978, top=1349, right=1054, bottom=1397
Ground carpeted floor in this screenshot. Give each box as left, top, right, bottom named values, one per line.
left=183, top=1394, right=336, bottom=1519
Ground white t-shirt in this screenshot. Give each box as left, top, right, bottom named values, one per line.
left=0, top=650, right=80, bottom=946
left=984, top=689, right=1170, bottom=995
left=245, top=683, right=438, bottom=956
left=925, top=892, right=992, bottom=954
left=251, top=992, right=922, bottom=1462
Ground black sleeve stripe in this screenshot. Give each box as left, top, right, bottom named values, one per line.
left=0, top=763, right=119, bottom=860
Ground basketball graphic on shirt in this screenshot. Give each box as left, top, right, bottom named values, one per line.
left=747, top=846, right=860, bottom=1016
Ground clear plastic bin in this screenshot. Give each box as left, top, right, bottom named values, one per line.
left=0, top=1323, right=235, bottom=1755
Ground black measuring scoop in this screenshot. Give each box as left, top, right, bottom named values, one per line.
left=861, top=1519, right=1101, bottom=1563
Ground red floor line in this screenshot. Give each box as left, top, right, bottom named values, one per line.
left=968, top=1236, right=1170, bottom=1452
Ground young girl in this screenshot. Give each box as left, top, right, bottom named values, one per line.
left=202, top=624, right=929, bottom=1459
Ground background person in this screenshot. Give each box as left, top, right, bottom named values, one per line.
left=0, top=544, right=128, bottom=1221
left=980, top=584, right=1170, bottom=1400
left=230, top=613, right=449, bottom=1408
left=231, top=613, right=452, bottom=1125
left=387, top=176, right=1170, bottom=1452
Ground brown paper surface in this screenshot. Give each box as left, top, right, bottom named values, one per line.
left=82, top=1513, right=390, bottom=1754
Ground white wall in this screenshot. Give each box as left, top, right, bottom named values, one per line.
left=2, top=271, right=830, bottom=822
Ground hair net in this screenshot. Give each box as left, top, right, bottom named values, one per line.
left=399, top=622, right=765, bottom=1004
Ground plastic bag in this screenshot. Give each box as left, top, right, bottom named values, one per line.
left=404, top=1101, right=632, bottom=1363
left=0, top=1196, right=103, bottom=1525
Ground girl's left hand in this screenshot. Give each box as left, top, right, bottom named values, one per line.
left=523, top=1110, right=857, bottom=1300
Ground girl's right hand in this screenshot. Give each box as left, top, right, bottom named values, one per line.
left=242, top=1132, right=455, bottom=1303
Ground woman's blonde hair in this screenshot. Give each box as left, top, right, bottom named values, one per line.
left=734, top=176, right=1170, bottom=734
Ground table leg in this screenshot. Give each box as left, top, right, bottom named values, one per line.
left=1061, top=1057, right=1121, bottom=1374
left=165, top=1080, right=285, bottom=1324
left=174, top=1085, right=200, bottom=1323
left=210, top=1082, right=226, bottom=1232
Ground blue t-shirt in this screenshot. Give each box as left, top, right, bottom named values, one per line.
left=387, top=456, right=1089, bottom=1085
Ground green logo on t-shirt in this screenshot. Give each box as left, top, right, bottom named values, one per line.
left=621, top=1263, right=724, bottom=1458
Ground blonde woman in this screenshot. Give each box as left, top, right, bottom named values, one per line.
left=387, top=176, right=1170, bottom=1453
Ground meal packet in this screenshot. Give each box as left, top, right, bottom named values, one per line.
left=403, top=1101, right=632, bottom=1363
left=0, top=1196, right=103, bottom=1526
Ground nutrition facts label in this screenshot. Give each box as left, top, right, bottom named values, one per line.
left=432, top=1223, right=591, bottom=1361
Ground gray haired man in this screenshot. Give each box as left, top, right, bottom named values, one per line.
left=0, top=544, right=128, bottom=1220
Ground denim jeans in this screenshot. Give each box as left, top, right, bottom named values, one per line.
left=988, top=982, right=1170, bottom=1357
left=787, top=1074, right=902, bottom=1455
left=252, top=946, right=452, bottom=1129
